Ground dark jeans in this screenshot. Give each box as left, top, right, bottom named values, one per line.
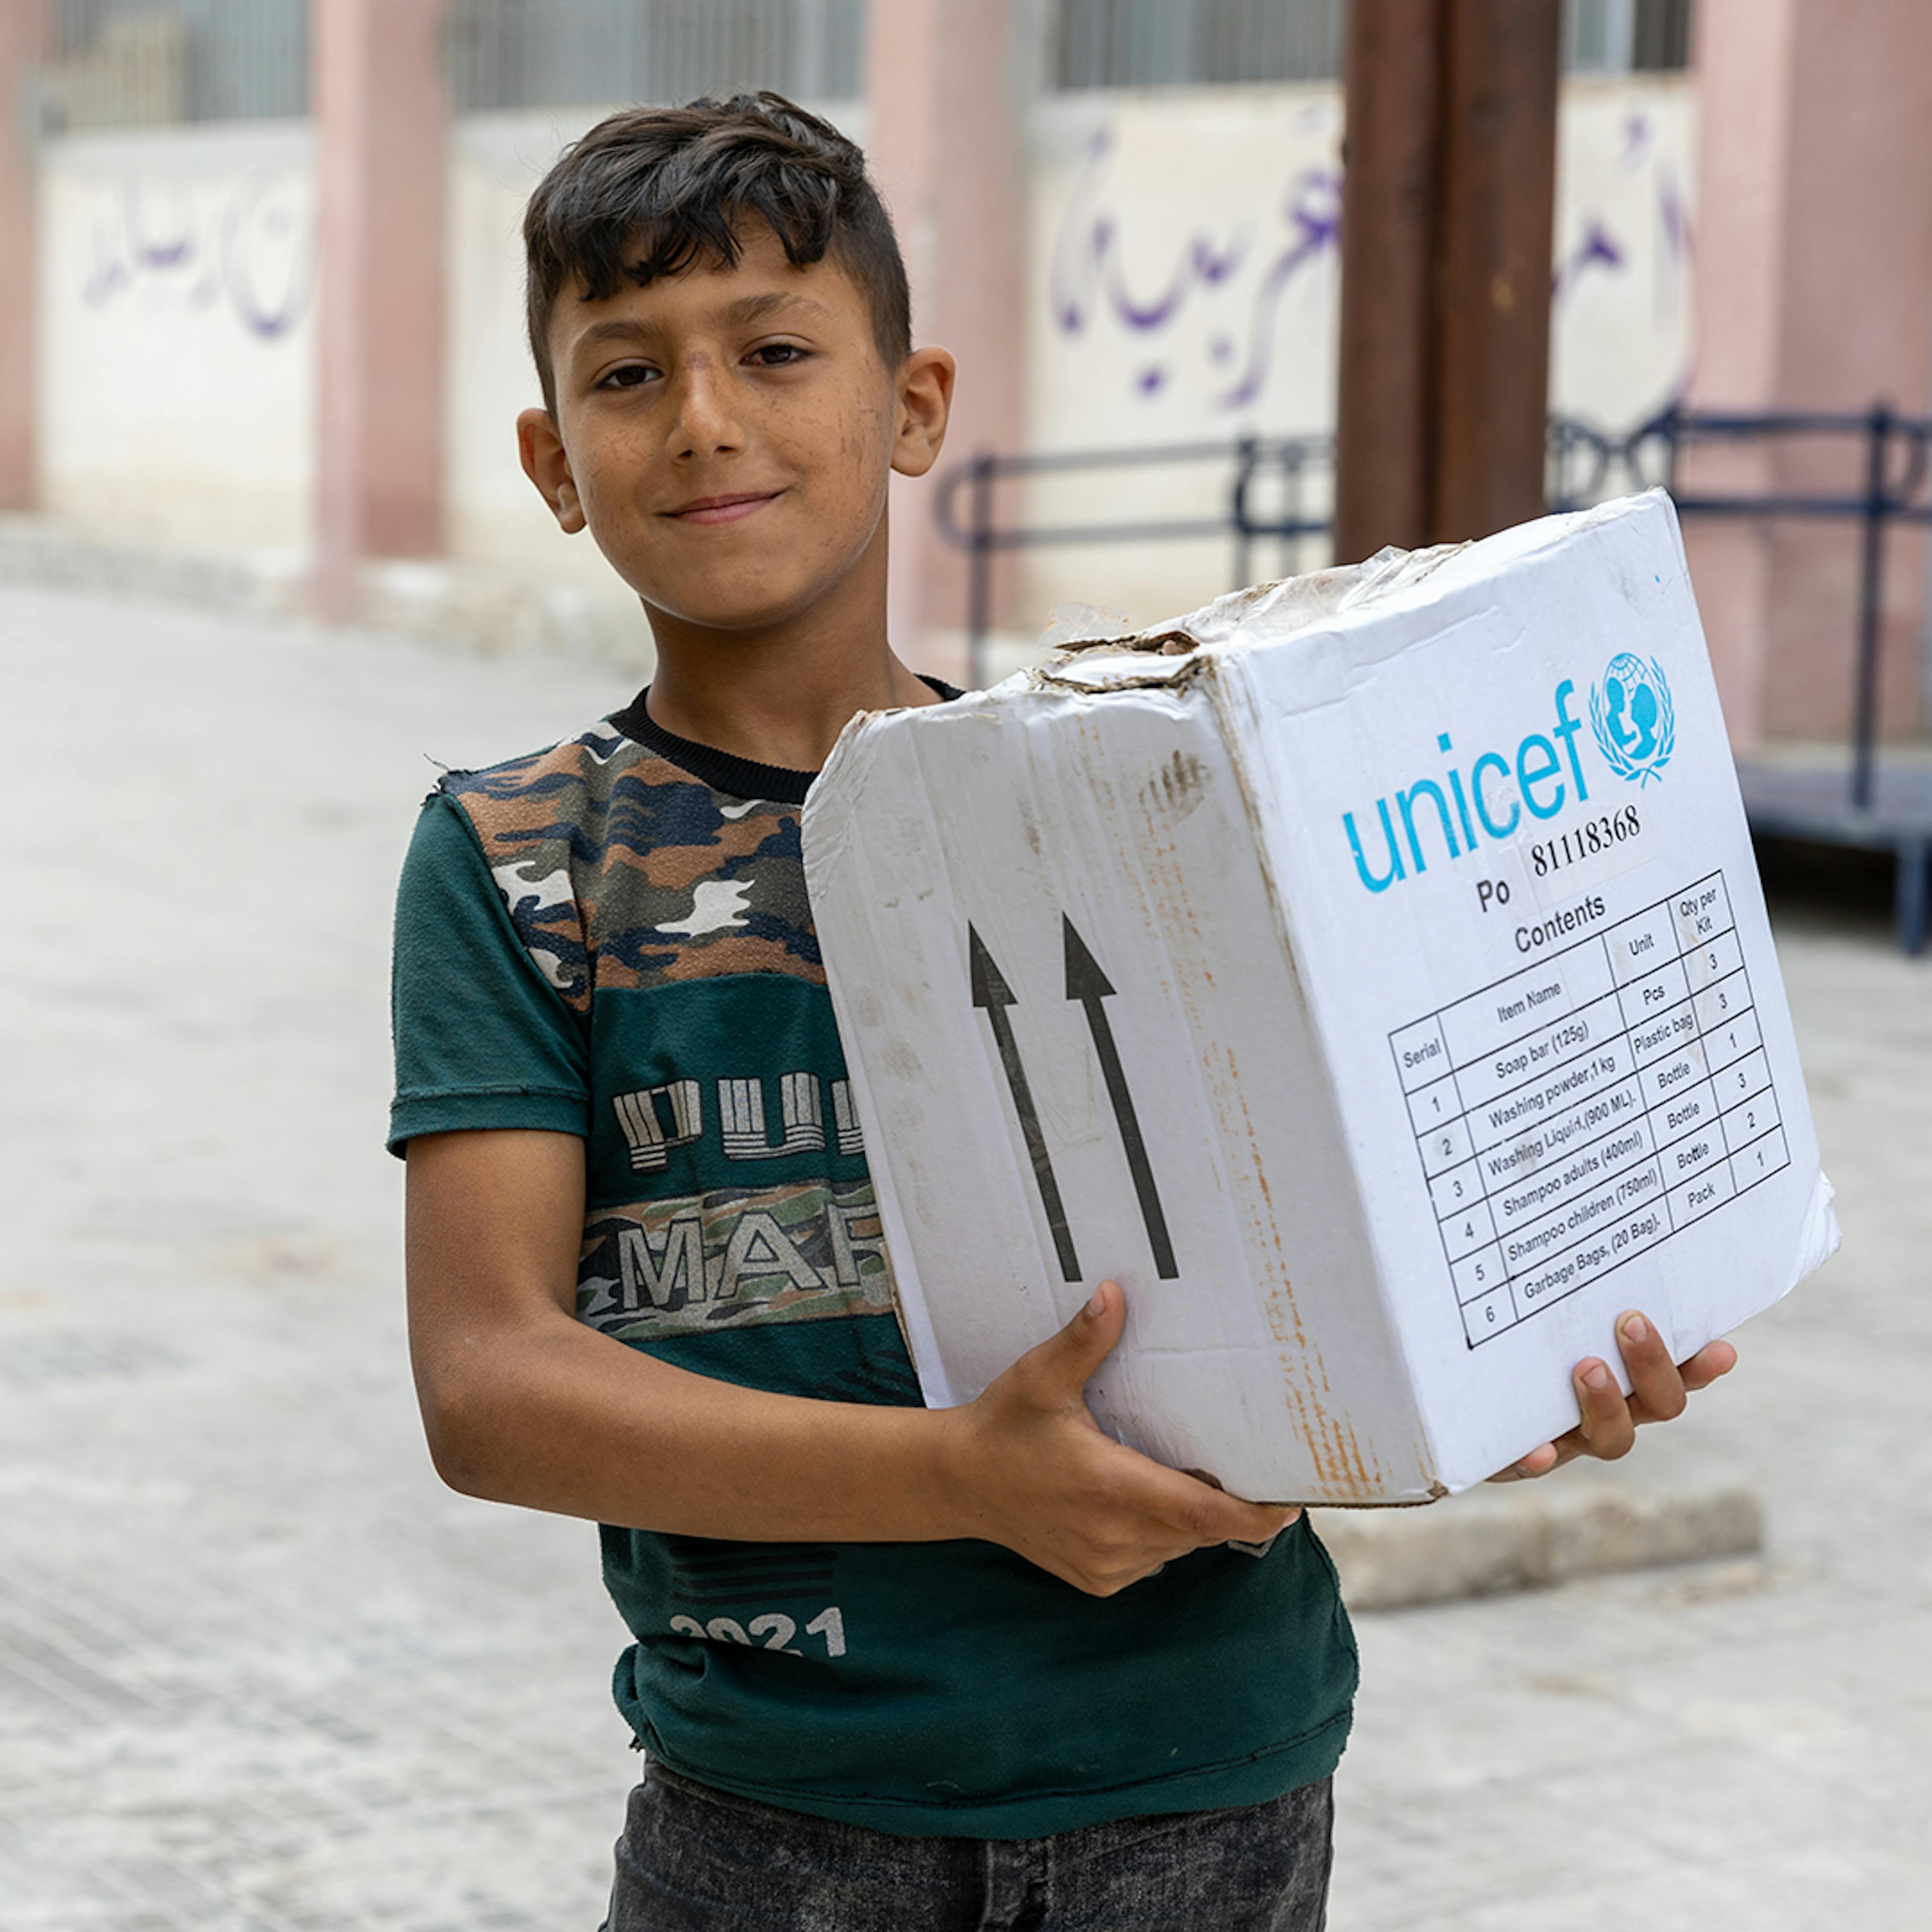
left=601, top=1763, right=1332, bottom=1931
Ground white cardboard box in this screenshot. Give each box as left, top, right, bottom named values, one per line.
left=803, top=493, right=1839, bottom=1504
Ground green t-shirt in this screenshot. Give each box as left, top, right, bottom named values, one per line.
left=388, top=690, right=1356, bottom=1839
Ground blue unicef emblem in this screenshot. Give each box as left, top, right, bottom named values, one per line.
left=1589, top=653, right=1675, bottom=785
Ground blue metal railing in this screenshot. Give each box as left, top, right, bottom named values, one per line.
left=1551, top=404, right=1932, bottom=814
left=935, top=432, right=1333, bottom=689
left=938, top=404, right=1932, bottom=811
left=936, top=403, right=1932, bottom=952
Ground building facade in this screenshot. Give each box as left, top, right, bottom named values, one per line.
left=0, top=0, right=1925, bottom=741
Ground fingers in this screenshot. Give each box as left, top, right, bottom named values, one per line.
left=1017, top=1279, right=1126, bottom=1408
left=1492, top=1316, right=1738, bottom=1482
left=1562, top=1313, right=1738, bottom=1467
left=974, top=1281, right=1298, bottom=1594
left=1571, top=1353, right=1638, bottom=1459
left=1147, top=1461, right=1301, bottom=1548
left=1033, top=1456, right=1295, bottom=1595
left=1489, top=1440, right=1560, bottom=1482
left=1612, top=1311, right=1686, bottom=1425
left=1677, top=1338, right=1738, bottom=1394
left=1079, top=1435, right=1295, bottom=1552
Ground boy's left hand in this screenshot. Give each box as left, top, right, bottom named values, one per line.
left=1488, top=1309, right=1737, bottom=1483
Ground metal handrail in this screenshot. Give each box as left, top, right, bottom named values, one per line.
left=934, top=434, right=1334, bottom=686
left=1550, top=404, right=1932, bottom=811
left=937, top=404, right=1932, bottom=817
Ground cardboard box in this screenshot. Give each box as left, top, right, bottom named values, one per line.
left=802, top=492, right=1839, bottom=1504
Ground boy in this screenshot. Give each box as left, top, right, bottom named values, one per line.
left=390, top=94, right=1734, bottom=1930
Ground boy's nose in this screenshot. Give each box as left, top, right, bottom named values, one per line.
left=666, top=364, right=744, bottom=459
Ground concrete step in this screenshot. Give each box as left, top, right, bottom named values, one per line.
left=1313, top=1475, right=1763, bottom=1610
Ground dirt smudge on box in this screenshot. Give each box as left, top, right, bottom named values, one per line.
left=1145, top=750, right=1209, bottom=819
left=881, top=1039, right=923, bottom=1082
left=1123, top=738, right=1216, bottom=987
left=1219, top=1051, right=1384, bottom=1500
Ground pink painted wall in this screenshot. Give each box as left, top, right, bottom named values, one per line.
left=0, top=0, right=42, bottom=511
left=312, top=0, right=448, bottom=614
left=866, top=0, right=1027, bottom=681
left=1686, top=0, right=1932, bottom=746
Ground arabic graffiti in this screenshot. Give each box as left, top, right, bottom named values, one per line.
left=1553, top=109, right=1693, bottom=344
left=80, top=170, right=313, bottom=341
left=1552, top=218, right=1626, bottom=301
left=1214, top=169, right=1341, bottom=408
left=1053, top=102, right=1693, bottom=417
left=1049, top=127, right=1341, bottom=411
left=1050, top=131, right=1249, bottom=336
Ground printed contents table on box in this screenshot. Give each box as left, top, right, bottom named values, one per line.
left=1389, top=872, right=1789, bottom=1348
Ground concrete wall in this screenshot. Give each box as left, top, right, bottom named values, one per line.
left=442, top=109, right=629, bottom=592
left=31, top=75, right=1691, bottom=613
left=36, top=122, right=315, bottom=549
left=1685, top=0, right=1932, bottom=746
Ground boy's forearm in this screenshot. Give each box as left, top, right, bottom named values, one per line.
left=407, top=1130, right=974, bottom=1544
left=424, top=1310, right=973, bottom=1544
left=404, top=1134, right=1297, bottom=1592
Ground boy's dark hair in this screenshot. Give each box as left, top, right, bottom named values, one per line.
left=522, top=91, right=912, bottom=415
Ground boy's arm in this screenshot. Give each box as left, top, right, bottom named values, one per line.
left=404, top=1127, right=1296, bottom=1596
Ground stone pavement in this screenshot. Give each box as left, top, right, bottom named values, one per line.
left=0, top=585, right=1925, bottom=1930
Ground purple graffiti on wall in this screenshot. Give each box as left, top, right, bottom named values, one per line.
left=1052, top=105, right=1696, bottom=414
left=1213, top=169, right=1341, bottom=408
left=1050, top=130, right=1249, bottom=337
left=82, top=171, right=312, bottom=341
left=1049, top=127, right=1341, bottom=411
left=1552, top=218, right=1626, bottom=301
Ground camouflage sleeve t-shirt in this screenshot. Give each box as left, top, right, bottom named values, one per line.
left=388, top=685, right=1357, bottom=1840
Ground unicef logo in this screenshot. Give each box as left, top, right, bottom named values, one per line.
left=1589, top=654, right=1675, bottom=785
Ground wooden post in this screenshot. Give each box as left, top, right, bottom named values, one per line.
left=1333, top=0, right=1560, bottom=562
left=1333, top=0, right=1442, bottom=562
left=1430, top=0, right=1561, bottom=541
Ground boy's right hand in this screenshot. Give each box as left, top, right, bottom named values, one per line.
left=939, top=1279, right=1300, bottom=1596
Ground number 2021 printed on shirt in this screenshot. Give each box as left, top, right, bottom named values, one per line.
left=669, top=1606, right=847, bottom=1657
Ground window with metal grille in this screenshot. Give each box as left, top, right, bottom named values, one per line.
left=444, top=0, right=867, bottom=114
left=1054, top=0, right=1346, bottom=88
left=1565, top=0, right=1695, bottom=74
left=1053, top=0, right=1695, bottom=89
left=45, top=0, right=307, bottom=130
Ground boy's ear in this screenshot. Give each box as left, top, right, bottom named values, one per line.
left=518, top=408, right=587, bottom=534
left=891, top=347, right=957, bottom=481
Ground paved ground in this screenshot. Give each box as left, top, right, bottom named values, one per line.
left=0, top=585, right=1925, bottom=1930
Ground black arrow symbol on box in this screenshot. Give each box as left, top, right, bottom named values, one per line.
left=969, top=925, right=1082, bottom=1282
left=1064, top=917, right=1178, bottom=1279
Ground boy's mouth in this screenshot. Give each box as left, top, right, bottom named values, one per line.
left=664, top=491, right=780, bottom=525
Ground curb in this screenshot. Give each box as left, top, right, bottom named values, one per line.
left=1312, top=1481, right=1763, bottom=1610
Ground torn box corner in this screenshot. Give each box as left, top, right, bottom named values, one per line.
left=1788, top=1169, right=1842, bottom=1291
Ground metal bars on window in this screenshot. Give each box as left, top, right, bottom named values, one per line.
left=1563, top=0, right=1694, bottom=75
left=1054, top=0, right=1345, bottom=89
left=1052, top=0, right=1693, bottom=89
left=45, top=0, right=308, bottom=130
left=443, top=0, right=866, bottom=114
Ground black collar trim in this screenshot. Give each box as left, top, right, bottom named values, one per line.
left=607, top=678, right=963, bottom=806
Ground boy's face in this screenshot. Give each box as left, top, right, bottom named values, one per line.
left=519, top=224, right=951, bottom=638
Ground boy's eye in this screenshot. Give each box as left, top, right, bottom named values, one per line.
left=748, top=342, right=808, bottom=368
left=598, top=363, right=655, bottom=390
